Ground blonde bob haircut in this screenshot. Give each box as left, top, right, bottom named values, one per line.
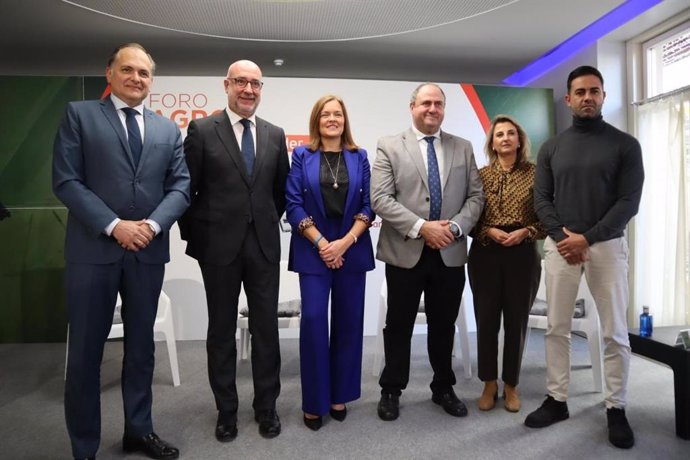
left=307, top=95, right=358, bottom=152
left=483, top=114, right=531, bottom=167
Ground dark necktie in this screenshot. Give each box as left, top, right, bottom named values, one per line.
left=239, top=118, right=255, bottom=177
left=121, top=107, right=142, bottom=167
left=424, top=136, right=442, bottom=221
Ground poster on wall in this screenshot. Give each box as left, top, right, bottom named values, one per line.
left=1, top=75, right=554, bottom=342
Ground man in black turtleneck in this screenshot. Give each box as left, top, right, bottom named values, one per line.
left=525, top=66, right=644, bottom=450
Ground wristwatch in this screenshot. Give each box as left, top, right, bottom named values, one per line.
left=450, top=222, right=462, bottom=240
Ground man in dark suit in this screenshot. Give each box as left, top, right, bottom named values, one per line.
left=371, top=83, right=484, bottom=421
left=179, top=59, right=289, bottom=441
left=53, top=43, right=190, bottom=460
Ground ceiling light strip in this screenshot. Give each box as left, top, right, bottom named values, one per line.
left=502, top=0, right=662, bottom=87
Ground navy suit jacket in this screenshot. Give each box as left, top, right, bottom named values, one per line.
left=286, top=146, right=375, bottom=275
left=53, top=98, right=191, bottom=265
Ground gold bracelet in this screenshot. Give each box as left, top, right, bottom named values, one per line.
left=348, top=232, right=357, bottom=244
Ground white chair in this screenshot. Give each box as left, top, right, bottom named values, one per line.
left=64, top=290, right=181, bottom=387
left=237, top=260, right=301, bottom=360
left=498, top=261, right=604, bottom=393
left=373, top=280, right=473, bottom=379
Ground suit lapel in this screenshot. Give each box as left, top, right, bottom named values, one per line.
left=403, top=128, right=428, bottom=190
left=214, top=112, right=251, bottom=186
left=254, top=117, right=269, bottom=179
left=138, top=108, right=156, bottom=173
left=305, top=149, right=327, bottom=219
left=342, top=149, right=358, bottom=227
left=440, top=131, right=455, bottom=191
left=100, top=99, right=136, bottom=170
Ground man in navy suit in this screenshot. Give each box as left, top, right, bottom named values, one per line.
left=53, top=43, right=190, bottom=460
left=179, top=60, right=289, bottom=441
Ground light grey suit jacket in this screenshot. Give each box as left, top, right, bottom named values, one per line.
left=371, top=128, right=484, bottom=269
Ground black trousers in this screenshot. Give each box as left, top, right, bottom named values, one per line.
left=467, top=240, right=540, bottom=386
left=200, top=224, right=281, bottom=422
left=379, top=246, right=465, bottom=395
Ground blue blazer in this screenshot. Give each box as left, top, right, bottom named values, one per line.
left=53, top=98, right=191, bottom=265
left=286, top=146, right=375, bottom=275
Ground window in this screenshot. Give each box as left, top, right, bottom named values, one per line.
left=643, top=21, right=690, bottom=99
left=632, top=20, right=690, bottom=326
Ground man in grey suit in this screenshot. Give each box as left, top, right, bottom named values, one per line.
left=371, top=83, right=484, bottom=421
left=179, top=60, right=289, bottom=441
left=53, top=43, right=190, bottom=460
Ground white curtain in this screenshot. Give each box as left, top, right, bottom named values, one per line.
left=633, top=89, right=690, bottom=326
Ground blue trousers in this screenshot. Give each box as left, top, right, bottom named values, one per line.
left=299, top=270, right=366, bottom=415
left=64, top=252, right=163, bottom=458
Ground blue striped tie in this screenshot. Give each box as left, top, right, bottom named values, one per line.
left=424, top=136, right=442, bottom=221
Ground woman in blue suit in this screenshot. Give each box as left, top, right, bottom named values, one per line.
left=286, top=95, right=375, bottom=430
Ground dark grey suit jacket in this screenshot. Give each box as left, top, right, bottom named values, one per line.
left=179, top=111, right=290, bottom=265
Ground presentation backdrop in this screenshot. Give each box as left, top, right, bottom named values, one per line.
left=0, top=75, right=553, bottom=342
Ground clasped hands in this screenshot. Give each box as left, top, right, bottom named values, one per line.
left=318, top=238, right=352, bottom=270
left=420, top=220, right=454, bottom=250
left=112, top=219, right=154, bottom=252
left=487, top=227, right=529, bottom=247
left=556, top=227, right=590, bottom=265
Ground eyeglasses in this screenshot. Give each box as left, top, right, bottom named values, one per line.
left=228, top=77, right=263, bottom=90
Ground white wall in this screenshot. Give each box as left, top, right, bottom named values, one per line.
left=528, top=44, right=598, bottom=132
left=155, top=77, right=489, bottom=340
left=597, top=40, right=629, bottom=131
left=527, top=40, right=628, bottom=133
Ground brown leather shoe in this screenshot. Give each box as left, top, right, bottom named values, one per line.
left=503, top=384, right=521, bottom=412
left=478, top=380, right=498, bottom=411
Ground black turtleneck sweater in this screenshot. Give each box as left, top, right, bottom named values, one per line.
left=534, top=115, right=644, bottom=244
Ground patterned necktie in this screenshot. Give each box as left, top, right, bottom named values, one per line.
left=121, top=107, right=142, bottom=167
left=424, top=136, right=442, bottom=221
left=239, top=118, right=255, bottom=177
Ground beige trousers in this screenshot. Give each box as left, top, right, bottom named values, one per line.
left=543, top=236, right=631, bottom=409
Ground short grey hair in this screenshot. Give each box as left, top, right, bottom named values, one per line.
left=107, top=43, right=156, bottom=74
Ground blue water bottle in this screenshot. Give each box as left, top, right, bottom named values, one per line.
left=639, top=306, right=653, bottom=338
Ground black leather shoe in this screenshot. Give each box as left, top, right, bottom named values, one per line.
left=215, top=419, right=238, bottom=442
left=607, top=407, right=634, bottom=449
left=303, top=414, right=323, bottom=431
left=329, top=406, right=347, bottom=422
left=122, top=432, right=179, bottom=459
left=377, top=393, right=399, bottom=421
left=525, top=395, right=569, bottom=428
left=255, top=409, right=281, bottom=438
left=432, top=389, right=468, bottom=417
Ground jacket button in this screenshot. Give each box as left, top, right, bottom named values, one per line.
left=425, top=197, right=430, bottom=202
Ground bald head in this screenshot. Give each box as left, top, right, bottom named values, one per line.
left=224, top=59, right=264, bottom=117
left=226, top=59, right=262, bottom=79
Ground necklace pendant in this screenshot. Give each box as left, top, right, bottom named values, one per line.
left=333, top=182, right=339, bottom=190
